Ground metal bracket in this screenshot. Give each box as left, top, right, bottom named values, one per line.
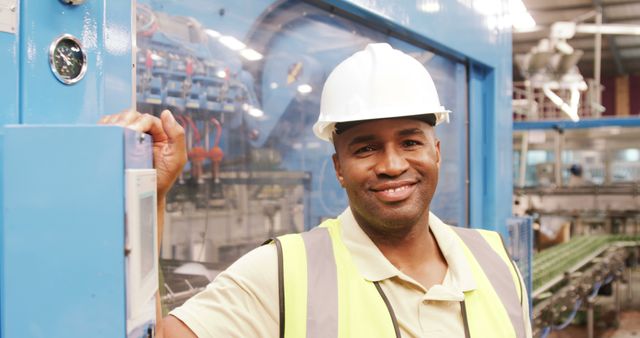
left=0, top=0, right=17, bottom=34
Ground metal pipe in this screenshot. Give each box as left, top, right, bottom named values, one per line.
left=587, top=297, right=595, bottom=338
left=629, top=267, right=633, bottom=305
left=594, top=10, right=603, bottom=107
left=554, top=129, right=564, bottom=187
left=615, top=276, right=621, bottom=326
left=519, top=132, right=529, bottom=188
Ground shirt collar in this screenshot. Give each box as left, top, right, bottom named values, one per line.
left=337, top=207, right=477, bottom=293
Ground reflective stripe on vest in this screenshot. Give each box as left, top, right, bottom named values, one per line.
left=276, top=225, right=398, bottom=338
left=274, top=219, right=525, bottom=338
left=452, top=227, right=526, bottom=338
left=301, top=228, right=339, bottom=337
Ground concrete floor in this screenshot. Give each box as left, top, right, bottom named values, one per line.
left=548, top=267, right=640, bottom=338
left=605, top=311, right=640, bottom=338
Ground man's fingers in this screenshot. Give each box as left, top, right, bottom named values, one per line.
left=114, top=110, right=141, bottom=126
left=100, top=111, right=173, bottom=144
left=130, top=113, right=168, bottom=143
left=98, top=114, right=118, bottom=124
left=160, top=110, right=185, bottom=145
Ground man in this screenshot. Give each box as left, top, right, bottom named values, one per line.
left=121, top=43, right=532, bottom=337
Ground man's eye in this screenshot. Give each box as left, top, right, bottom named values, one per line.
left=354, top=145, right=375, bottom=155
left=402, top=140, right=421, bottom=147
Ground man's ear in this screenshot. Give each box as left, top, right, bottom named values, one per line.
left=435, top=139, right=441, bottom=169
left=332, top=153, right=345, bottom=187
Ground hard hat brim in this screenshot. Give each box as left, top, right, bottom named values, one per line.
left=313, top=111, right=451, bottom=142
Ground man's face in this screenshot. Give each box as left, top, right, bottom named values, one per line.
left=332, top=117, right=440, bottom=234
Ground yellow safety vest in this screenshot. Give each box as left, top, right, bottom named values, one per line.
left=272, top=218, right=526, bottom=338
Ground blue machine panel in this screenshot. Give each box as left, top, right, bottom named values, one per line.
left=18, top=0, right=132, bottom=124
left=0, top=22, right=18, bottom=126
left=2, top=126, right=151, bottom=338
left=0, top=133, right=4, bottom=338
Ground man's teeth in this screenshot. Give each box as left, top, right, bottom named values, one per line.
left=384, top=185, right=409, bottom=193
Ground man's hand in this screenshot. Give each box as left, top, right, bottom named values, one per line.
left=99, top=110, right=187, bottom=199
left=100, top=110, right=192, bottom=338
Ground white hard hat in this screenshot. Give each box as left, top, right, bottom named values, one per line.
left=313, top=43, right=450, bottom=142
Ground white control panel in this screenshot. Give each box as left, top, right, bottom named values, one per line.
left=125, top=169, right=158, bottom=338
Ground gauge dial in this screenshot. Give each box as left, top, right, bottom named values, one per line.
left=49, top=34, right=87, bottom=85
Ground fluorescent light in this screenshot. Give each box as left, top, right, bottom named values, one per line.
left=473, top=0, right=499, bottom=16
left=297, top=84, right=312, bottom=94
left=216, top=70, right=226, bottom=78
left=239, top=48, right=263, bottom=61
left=243, top=103, right=264, bottom=118
left=510, top=0, right=536, bottom=32
left=205, top=29, right=221, bottom=38
left=218, top=36, right=246, bottom=51
left=248, top=107, right=264, bottom=118
left=623, top=149, right=640, bottom=162
left=417, top=0, right=440, bottom=13
left=269, top=82, right=279, bottom=89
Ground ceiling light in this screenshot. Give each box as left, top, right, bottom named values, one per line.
left=239, top=48, right=263, bottom=61
left=218, top=36, right=246, bottom=51
left=248, top=107, right=264, bottom=118
left=297, top=84, right=312, bottom=94
left=510, top=0, right=536, bottom=32
left=216, top=70, right=226, bottom=78
left=623, top=149, right=640, bottom=162
left=205, top=29, right=221, bottom=38
left=417, top=0, right=441, bottom=13
left=269, top=82, right=279, bottom=89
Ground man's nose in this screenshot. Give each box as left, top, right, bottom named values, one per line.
left=374, top=147, right=409, bottom=177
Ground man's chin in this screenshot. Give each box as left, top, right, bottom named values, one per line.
left=370, top=209, right=426, bottom=230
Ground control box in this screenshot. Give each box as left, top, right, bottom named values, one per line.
left=1, top=126, right=156, bottom=338
left=125, top=169, right=158, bottom=338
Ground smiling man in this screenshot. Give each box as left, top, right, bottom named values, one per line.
left=162, top=43, right=532, bottom=338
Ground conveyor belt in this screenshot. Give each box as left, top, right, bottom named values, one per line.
left=533, top=234, right=640, bottom=295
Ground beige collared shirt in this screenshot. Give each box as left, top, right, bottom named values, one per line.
left=171, top=208, right=532, bottom=337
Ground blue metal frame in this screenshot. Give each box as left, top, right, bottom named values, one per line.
left=0, top=26, right=18, bottom=127
left=0, top=133, right=4, bottom=338
left=514, top=117, right=640, bottom=130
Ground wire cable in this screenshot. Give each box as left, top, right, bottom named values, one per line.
left=540, top=326, right=551, bottom=338
left=552, top=299, right=583, bottom=331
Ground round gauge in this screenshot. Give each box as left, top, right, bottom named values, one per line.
left=49, top=34, right=87, bottom=85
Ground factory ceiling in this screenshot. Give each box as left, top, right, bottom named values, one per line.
left=514, top=0, right=640, bottom=80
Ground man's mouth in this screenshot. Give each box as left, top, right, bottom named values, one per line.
left=371, top=181, right=417, bottom=202
left=382, top=185, right=410, bottom=193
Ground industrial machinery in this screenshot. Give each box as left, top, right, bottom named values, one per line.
left=513, top=12, right=640, bottom=123
left=1, top=0, right=516, bottom=336
left=513, top=126, right=640, bottom=337
left=530, top=235, right=639, bottom=338
left=132, top=0, right=474, bottom=309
